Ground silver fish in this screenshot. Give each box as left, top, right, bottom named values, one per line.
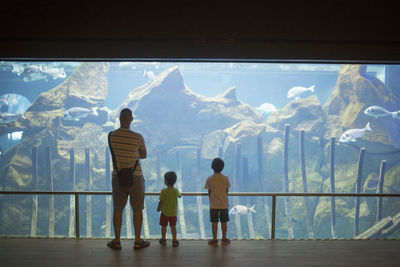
left=11, top=63, right=24, bottom=76
left=41, top=66, right=67, bottom=79
left=229, top=205, right=256, bottom=215
left=339, top=122, right=372, bottom=143
left=287, top=85, right=315, bottom=99
left=364, top=106, right=400, bottom=119
left=63, top=107, right=98, bottom=121
left=0, top=112, right=25, bottom=123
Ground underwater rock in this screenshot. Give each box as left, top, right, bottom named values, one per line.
left=0, top=62, right=110, bottom=188
left=323, top=64, right=400, bottom=147
left=114, top=66, right=263, bottom=152
left=266, top=95, right=326, bottom=138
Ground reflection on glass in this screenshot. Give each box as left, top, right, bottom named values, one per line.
left=0, top=61, right=399, bottom=239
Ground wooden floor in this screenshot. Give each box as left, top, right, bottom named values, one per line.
left=0, top=238, right=399, bottom=267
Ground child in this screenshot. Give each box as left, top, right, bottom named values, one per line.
left=157, top=171, right=182, bottom=247
left=204, top=158, right=231, bottom=246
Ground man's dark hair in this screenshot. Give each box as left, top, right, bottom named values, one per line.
left=164, top=171, right=177, bottom=185
left=119, top=108, right=133, bottom=123
left=211, top=158, right=224, bottom=173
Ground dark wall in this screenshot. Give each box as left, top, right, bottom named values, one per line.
left=1, top=1, right=399, bottom=61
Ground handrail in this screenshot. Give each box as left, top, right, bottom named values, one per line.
left=1, top=191, right=400, bottom=197
left=1, top=191, right=400, bottom=239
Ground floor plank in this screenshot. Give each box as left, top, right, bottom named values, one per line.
left=0, top=238, right=399, bottom=266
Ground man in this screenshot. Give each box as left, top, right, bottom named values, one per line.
left=107, top=108, right=150, bottom=250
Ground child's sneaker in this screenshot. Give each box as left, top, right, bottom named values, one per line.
left=208, top=239, right=218, bottom=246
left=221, top=238, right=231, bottom=245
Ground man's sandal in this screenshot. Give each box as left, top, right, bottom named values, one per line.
left=107, top=239, right=122, bottom=250
left=134, top=239, right=150, bottom=249
left=159, top=238, right=167, bottom=245
left=172, top=240, right=180, bottom=247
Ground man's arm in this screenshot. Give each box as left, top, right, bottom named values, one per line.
left=139, top=147, right=147, bottom=159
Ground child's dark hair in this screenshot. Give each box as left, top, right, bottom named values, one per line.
left=164, top=171, right=177, bottom=185
left=211, top=158, right=224, bottom=173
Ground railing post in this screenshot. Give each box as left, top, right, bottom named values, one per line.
left=271, top=195, right=276, bottom=240
left=46, top=146, right=54, bottom=238
left=376, top=160, right=387, bottom=222
left=176, top=150, right=187, bottom=238
left=68, top=148, right=75, bottom=237
left=30, top=146, right=38, bottom=237
left=85, top=148, right=92, bottom=237
left=257, top=135, right=271, bottom=238
left=354, top=147, right=366, bottom=237
left=234, top=143, right=243, bottom=239
left=75, top=193, right=80, bottom=238
left=300, top=130, right=314, bottom=238
left=329, top=138, right=337, bottom=239
left=283, top=124, right=294, bottom=238
left=105, top=146, right=112, bottom=238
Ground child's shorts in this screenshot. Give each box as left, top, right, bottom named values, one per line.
left=210, top=208, right=229, bottom=223
left=159, top=213, right=177, bottom=226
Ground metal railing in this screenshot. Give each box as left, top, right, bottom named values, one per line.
left=1, top=191, right=400, bottom=239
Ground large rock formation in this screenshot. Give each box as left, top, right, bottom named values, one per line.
left=113, top=66, right=263, bottom=153
left=323, top=65, right=400, bottom=146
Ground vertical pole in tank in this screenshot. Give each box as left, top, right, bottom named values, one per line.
left=257, top=135, right=271, bottom=238
left=234, top=143, right=243, bottom=239
left=85, top=147, right=92, bottom=237
left=196, top=147, right=206, bottom=239
left=30, top=146, right=38, bottom=237
left=68, top=148, right=75, bottom=237
left=105, top=146, right=112, bottom=238
left=376, top=160, right=387, bottom=223
left=156, top=150, right=161, bottom=189
left=354, top=147, right=366, bottom=237
left=176, top=150, right=187, bottom=238
left=46, top=146, right=54, bottom=237
left=283, top=124, right=294, bottom=239
left=218, top=146, right=223, bottom=159
left=329, top=138, right=337, bottom=239
left=243, top=157, right=255, bottom=239
left=300, top=130, right=314, bottom=238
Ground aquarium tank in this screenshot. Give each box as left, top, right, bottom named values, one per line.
left=0, top=61, right=400, bottom=240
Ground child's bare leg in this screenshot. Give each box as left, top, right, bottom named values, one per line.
left=161, top=226, right=167, bottom=240
left=170, top=225, right=177, bottom=240
left=212, top=223, right=218, bottom=240
left=221, top=222, right=227, bottom=239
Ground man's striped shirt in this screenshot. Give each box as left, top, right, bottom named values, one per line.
left=109, top=128, right=146, bottom=176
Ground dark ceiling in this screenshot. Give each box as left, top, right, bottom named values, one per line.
left=0, top=0, right=399, bottom=61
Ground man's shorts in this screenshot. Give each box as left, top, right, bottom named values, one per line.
left=159, top=213, right=177, bottom=226
left=210, top=208, right=229, bottom=223
left=112, top=172, right=145, bottom=212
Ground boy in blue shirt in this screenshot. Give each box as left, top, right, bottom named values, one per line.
left=205, top=158, right=231, bottom=246
left=157, top=171, right=182, bottom=247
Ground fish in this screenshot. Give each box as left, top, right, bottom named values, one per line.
left=256, top=103, right=277, bottom=116
left=0, top=112, right=25, bottom=123
left=339, top=122, right=372, bottom=143
left=143, top=69, right=155, bottom=82
left=11, top=63, right=24, bottom=76
left=63, top=107, right=99, bottom=121
left=0, top=146, right=2, bottom=157
left=364, top=106, right=400, bottom=120
left=41, top=66, right=67, bottom=80
left=229, top=205, right=256, bottom=215
left=23, top=72, right=49, bottom=82
left=287, top=85, right=315, bottom=99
